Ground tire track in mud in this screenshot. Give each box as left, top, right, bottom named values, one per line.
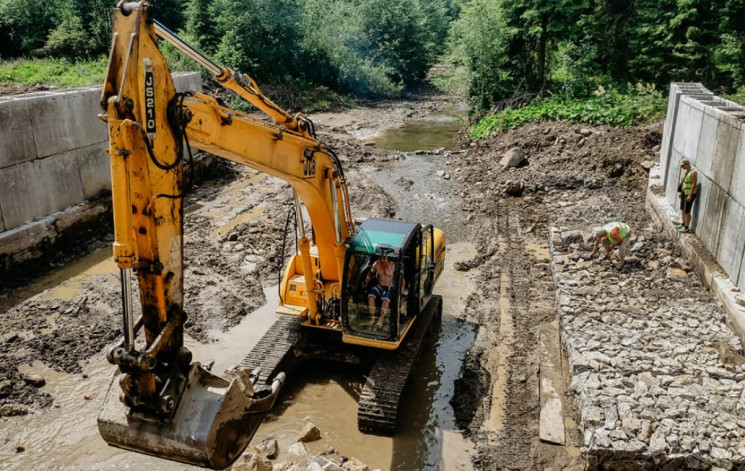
left=462, top=199, right=558, bottom=470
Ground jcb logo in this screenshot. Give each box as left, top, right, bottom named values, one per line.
left=303, top=154, right=316, bottom=178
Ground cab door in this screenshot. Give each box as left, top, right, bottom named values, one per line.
left=418, top=225, right=435, bottom=311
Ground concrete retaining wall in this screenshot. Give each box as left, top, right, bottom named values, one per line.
left=660, top=83, right=745, bottom=292
left=0, top=73, right=201, bottom=268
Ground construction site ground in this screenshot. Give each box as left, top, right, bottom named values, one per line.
left=0, top=91, right=740, bottom=470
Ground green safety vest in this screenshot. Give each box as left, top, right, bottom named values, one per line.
left=682, top=168, right=697, bottom=195
left=604, top=223, right=629, bottom=244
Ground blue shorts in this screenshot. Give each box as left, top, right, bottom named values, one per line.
left=368, top=284, right=391, bottom=302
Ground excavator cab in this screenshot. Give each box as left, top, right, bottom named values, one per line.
left=341, top=219, right=438, bottom=348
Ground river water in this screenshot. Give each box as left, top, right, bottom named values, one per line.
left=0, top=106, right=476, bottom=471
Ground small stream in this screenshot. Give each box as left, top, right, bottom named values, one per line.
left=0, top=104, right=477, bottom=471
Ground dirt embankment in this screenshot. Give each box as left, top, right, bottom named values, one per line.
left=448, top=120, right=663, bottom=470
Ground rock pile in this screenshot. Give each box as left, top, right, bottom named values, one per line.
left=232, top=422, right=379, bottom=471
left=549, top=227, right=745, bottom=469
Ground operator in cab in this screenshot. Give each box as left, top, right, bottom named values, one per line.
left=364, top=246, right=397, bottom=327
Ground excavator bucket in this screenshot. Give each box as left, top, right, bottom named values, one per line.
left=98, top=363, right=284, bottom=469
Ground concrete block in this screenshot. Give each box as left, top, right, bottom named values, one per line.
left=0, top=152, right=84, bottom=230
left=731, top=128, right=745, bottom=207
left=173, top=72, right=202, bottom=93
left=660, top=85, right=683, bottom=184
left=30, top=89, right=105, bottom=158
left=0, top=98, right=37, bottom=169
left=740, top=248, right=745, bottom=293
left=695, top=110, right=719, bottom=177
left=709, top=117, right=740, bottom=191
left=665, top=150, right=687, bottom=205
left=693, top=174, right=726, bottom=256
left=717, top=199, right=745, bottom=284
left=77, top=142, right=111, bottom=199
left=673, top=98, right=704, bottom=162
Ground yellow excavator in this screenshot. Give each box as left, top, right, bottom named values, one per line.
left=97, top=1, right=445, bottom=468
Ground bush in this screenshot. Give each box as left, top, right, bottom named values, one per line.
left=469, top=85, right=667, bottom=140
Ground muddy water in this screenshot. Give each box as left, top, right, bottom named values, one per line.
left=373, top=105, right=467, bottom=152
left=1, top=243, right=477, bottom=471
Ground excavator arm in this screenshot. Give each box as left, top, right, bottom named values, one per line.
left=97, top=1, right=353, bottom=468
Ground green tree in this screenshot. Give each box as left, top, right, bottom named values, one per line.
left=0, top=0, right=61, bottom=57
left=446, top=0, right=511, bottom=109
left=184, top=0, right=220, bottom=55
left=211, top=0, right=303, bottom=81
left=44, top=0, right=117, bottom=58
left=499, top=0, right=585, bottom=88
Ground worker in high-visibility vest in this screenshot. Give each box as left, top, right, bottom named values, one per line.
left=590, top=222, right=632, bottom=263
left=677, top=159, right=698, bottom=233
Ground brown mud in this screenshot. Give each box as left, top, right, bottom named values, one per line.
left=0, top=89, right=663, bottom=470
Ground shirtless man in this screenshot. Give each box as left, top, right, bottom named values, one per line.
left=364, top=249, right=396, bottom=327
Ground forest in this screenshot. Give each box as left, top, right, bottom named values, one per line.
left=1, top=0, right=744, bottom=114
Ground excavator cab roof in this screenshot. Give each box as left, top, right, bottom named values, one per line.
left=349, top=218, right=419, bottom=257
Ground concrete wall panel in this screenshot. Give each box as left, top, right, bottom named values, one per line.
left=717, top=199, right=745, bottom=284
left=666, top=150, right=686, bottom=204
left=173, top=73, right=202, bottom=93
left=0, top=161, right=44, bottom=228
left=731, top=128, right=745, bottom=207
left=740, top=246, right=745, bottom=293
left=0, top=99, right=37, bottom=169
left=0, top=152, right=85, bottom=230
left=659, top=85, right=678, bottom=177
left=696, top=111, right=719, bottom=177
left=710, top=118, right=740, bottom=191
left=673, top=99, right=704, bottom=162
left=692, top=174, right=726, bottom=256
left=0, top=206, right=4, bottom=232
left=77, top=142, right=110, bottom=199
left=30, top=90, right=105, bottom=158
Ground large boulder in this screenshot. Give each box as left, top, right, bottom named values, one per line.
left=500, top=147, right=525, bottom=167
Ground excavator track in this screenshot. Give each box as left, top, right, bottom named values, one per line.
left=357, top=295, right=442, bottom=434
left=238, top=296, right=442, bottom=435
left=238, top=315, right=304, bottom=385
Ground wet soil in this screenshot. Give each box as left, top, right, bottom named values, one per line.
left=0, top=88, right=664, bottom=470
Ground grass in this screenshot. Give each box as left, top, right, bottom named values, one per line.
left=470, top=86, right=668, bottom=141
left=724, top=87, right=745, bottom=106
left=0, top=57, right=108, bottom=88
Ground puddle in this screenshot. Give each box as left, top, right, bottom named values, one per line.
left=1, top=247, right=115, bottom=312
left=373, top=105, right=467, bottom=152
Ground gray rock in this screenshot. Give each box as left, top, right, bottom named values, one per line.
left=0, top=404, right=30, bottom=416
left=504, top=180, right=524, bottom=196
left=231, top=451, right=272, bottom=471
left=0, top=380, right=13, bottom=397
left=21, top=373, right=45, bottom=388
left=308, top=456, right=344, bottom=471
left=288, top=442, right=309, bottom=456
left=500, top=147, right=525, bottom=167
left=341, top=457, right=369, bottom=471
left=255, top=438, right=279, bottom=459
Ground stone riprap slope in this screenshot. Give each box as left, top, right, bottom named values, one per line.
left=549, top=227, right=745, bottom=469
